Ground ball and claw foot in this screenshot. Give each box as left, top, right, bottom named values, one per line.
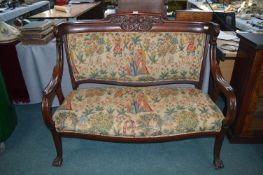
left=214, top=158, right=224, bottom=169
left=52, top=156, right=63, bottom=167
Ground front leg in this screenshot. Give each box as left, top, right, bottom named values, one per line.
left=53, top=156, right=63, bottom=167
left=213, top=128, right=227, bottom=169
left=51, top=131, right=63, bottom=167
left=213, top=158, right=224, bottom=169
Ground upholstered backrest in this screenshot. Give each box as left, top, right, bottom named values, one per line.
left=66, top=32, right=206, bottom=82
left=56, top=13, right=218, bottom=88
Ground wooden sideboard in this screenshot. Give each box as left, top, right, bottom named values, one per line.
left=228, top=33, right=263, bottom=143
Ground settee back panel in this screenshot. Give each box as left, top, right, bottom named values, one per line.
left=56, top=14, right=217, bottom=87
left=66, top=32, right=206, bottom=83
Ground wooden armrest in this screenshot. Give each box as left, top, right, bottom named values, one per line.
left=41, top=38, right=64, bottom=130
left=210, top=43, right=237, bottom=128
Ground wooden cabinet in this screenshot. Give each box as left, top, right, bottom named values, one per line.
left=228, top=33, right=263, bottom=143
left=0, top=41, right=29, bottom=102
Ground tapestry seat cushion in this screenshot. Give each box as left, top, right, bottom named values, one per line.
left=53, top=87, right=224, bottom=138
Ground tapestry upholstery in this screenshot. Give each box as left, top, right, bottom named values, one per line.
left=53, top=87, right=224, bottom=137
left=66, top=32, right=206, bottom=82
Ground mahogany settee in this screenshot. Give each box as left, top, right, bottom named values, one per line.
left=41, top=13, right=236, bottom=169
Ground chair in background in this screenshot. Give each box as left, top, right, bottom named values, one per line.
left=117, top=0, right=167, bottom=18
left=212, top=12, right=236, bottom=31
left=175, top=10, right=213, bottom=22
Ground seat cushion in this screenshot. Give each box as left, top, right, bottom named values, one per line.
left=53, top=87, right=224, bottom=138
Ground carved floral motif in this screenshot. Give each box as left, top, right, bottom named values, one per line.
left=109, top=14, right=163, bottom=31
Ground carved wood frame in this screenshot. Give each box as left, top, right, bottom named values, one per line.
left=41, top=13, right=237, bottom=168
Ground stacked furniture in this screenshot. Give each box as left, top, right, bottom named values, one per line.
left=20, top=20, right=54, bottom=45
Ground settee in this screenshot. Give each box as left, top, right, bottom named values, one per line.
left=41, top=13, right=236, bottom=169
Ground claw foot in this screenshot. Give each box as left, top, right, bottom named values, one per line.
left=213, top=158, right=224, bottom=169
left=52, top=156, right=63, bottom=167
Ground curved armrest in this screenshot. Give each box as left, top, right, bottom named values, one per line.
left=210, top=44, right=237, bottom=128
left=42, top=77, right=59, bottom=129
left=41, top=38, right=64, bottom=130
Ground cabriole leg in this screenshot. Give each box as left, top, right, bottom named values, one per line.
left=51, top=131, right=63, bottom=167
left=213, top=129, right=227, bottom=169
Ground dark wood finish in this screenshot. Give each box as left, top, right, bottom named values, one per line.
left=41, top=13, right=236, bottom=168
left=77, top=0, right=105, bottom=19
left=175, top=10, right=213, bottom=22
left=117, top=0, right=167, bottom=18
left=228, top=33, right=263, bottom=143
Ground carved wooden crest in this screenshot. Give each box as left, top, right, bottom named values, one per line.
left=110, top=14, right=163, bottom=31
left=210, top=23, right=220, bottom=44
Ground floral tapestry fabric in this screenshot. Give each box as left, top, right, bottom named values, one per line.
left=66, top=32, right=206, bottom=82
left=53, top=87, right=224, bottom=137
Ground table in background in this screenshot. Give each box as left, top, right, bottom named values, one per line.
left=29, top=2, right=103, bottom=20
left=236, top=17, right=263, bottom=33
left=186, top=0, right=224, bottom=12
left=186, top=0, right=236, bottom=31
left=0, top=1, right=50, bottom=22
